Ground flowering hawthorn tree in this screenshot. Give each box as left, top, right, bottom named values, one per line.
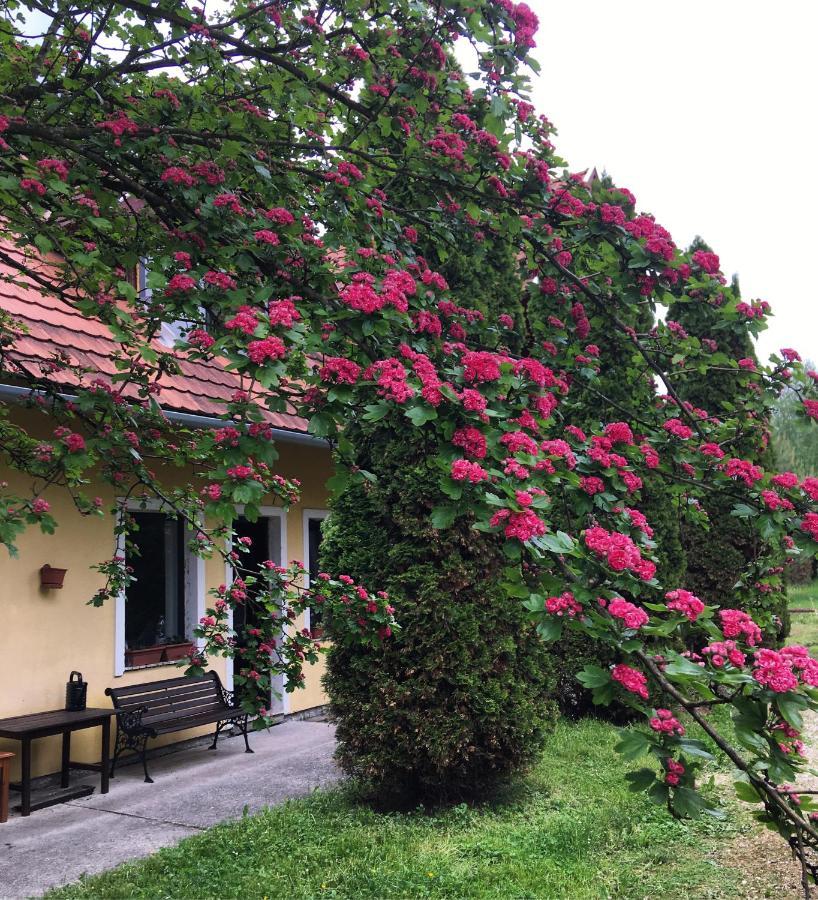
left=3, top=0, right=818, bottom=887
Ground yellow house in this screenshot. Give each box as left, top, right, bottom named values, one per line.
left=0, top=255, right=334, bottom=782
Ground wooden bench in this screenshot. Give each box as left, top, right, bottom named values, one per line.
left=106, top=671, right=252, bottom=783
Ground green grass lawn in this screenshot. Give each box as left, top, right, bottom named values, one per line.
left=51, top=718, right=750, bottom=900
left=789, top=581, right=818, bottom=654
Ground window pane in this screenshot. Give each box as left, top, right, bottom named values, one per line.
left=125, top=512, right=185, bottom=652
left=232, top=516, right=271, bottom=646
left=308, top=517, right=325, bottom=629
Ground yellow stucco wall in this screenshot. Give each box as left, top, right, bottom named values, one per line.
left=0, top=413, right=332, bottom=780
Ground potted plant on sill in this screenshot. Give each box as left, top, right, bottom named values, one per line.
left=161, top=638, right=194, bottom=662
left=125, top=644, right=166, bottom=667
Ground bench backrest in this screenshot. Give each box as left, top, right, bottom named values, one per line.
left=106, top=671, right=226, bottom=721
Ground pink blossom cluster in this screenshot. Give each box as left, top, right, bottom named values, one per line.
left=692, top=249, right=721, bottom=274
left=452, top=426, right=487, bottom=460
left=650, top=709, right=685, bottom=736
left=365, top=358, right=414, bottom=403
left=584, top=526, right=657, bottom=581
left=801, top=512, right=818, bottom=542
left=490, top=507, right=547, bottom=542
left=664, top=589, right=705, bottom=622
left=450, top=459, right=489, bottom=483
left=604, top=422, right=635, bottom=445
left=500, top=430, right=539, bottom=456
left=461, top=350, right=506, bottom=383
left=721, top=457, right=764, bottom=486
left=702, top=640, right=745, bottom=668
left=608, top=597, right=649, bottom=630
left=751, top=646, right=818, bottom=692
left=545, top=591, right=582, bottom=617
left=319, top=357, right=361, bottom=384
left=225, top=306, right=259, bottom=334
left=611, top=663, right=649, bottom=699
left=663, top=418, right=693, bottom=440
left=247, top=336, right=287, bottom=364
left=719, top=609, right=762, bottom=646
left=664, top=758, right=685, bottom=786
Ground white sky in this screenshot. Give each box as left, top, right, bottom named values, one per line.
left=525, top=0, right=818, bottom=365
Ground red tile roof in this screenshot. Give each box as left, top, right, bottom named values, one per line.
left=0, top=245, right=308, bottom=434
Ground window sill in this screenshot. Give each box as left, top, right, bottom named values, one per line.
left=123, top=660, right=185, bottom=673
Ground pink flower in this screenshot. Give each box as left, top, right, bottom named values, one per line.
left=663, top=418, right=693, bottom=440
left=247, top=336, right=287, bottom=364
left=545, top=592, right=582, bottom=617
left=319, top=357, right=361, bottom=384
left=63, top=433, right=86, bottom=453
left=452, top=426, right=487, bottom=460
left=650, top=709, right=685, bottom=736
left=20, top=178, right=46, bottom=196
left=665, top=589, right=705, bottom=622
left=580, top=475, right=605, bottom=495
left=719, top=609, right=762, bottom=646
left=254, top=229, right=280, bottom=245
left=450, top=459, right=489, bottom=483
left=604, top=422, right=634, bottom=445
left=165, top=273, right=197, bottom=294
left=611, top=663, right=649, bottom=700
left=608, top=598, right=649, bottom=630
left=31, top=498, right=50, bottom=515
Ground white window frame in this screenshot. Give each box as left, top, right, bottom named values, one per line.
left=302, top=509, right=330, bottom=632
left=224, top=506, right=287, bottom=710
left=114, top=498, right=205, bottom=677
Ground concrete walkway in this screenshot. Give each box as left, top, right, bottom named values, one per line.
left=0, top=720, right=340, bottom=899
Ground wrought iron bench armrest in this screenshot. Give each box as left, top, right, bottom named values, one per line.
left=115, top=705, right=149, bottom=734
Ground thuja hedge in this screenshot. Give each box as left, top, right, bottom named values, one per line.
left=321, top=428, right=557, bottom=800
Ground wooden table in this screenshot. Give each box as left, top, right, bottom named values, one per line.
left=0, top=751, right=12, bottom=823
left=0, top=708, right=114, bottom=817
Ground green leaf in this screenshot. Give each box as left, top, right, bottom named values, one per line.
left=362, top=402, right=391, bottom=422
left=776, top=692, right=808, bottom=730
left=615, top=729, right=651, bottom=761
left=733, top=780, right=762, bottom=803
left=430, top=505, right=459, bottom=529
left=625, top=768, right=656, bottom=792
left=536, top=617, right=563, bottom=642
left=674, top=738, right=715, bottom=761
left=307, top=412, right=335, bottom=437
left=577, top=664, right=610, bottom=689
left=731, top=503, right=758, bottom=519
left=405, top=405, right=438, bottom=426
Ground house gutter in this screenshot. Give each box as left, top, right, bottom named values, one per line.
left=0, top=382, right=328, bottom=448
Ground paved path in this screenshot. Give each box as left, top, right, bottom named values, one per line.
left=0, top=720, right=340, bottom=898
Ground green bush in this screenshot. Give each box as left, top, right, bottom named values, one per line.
left=320, top=429, right=558, bottom=802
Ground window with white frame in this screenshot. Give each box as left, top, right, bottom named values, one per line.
left=303, top=510, right=329, bottom=634
left=116, top=504, right=203, bottom=673
left=232, top=512, right=284, bottom=646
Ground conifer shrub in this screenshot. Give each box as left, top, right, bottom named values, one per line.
left=320, top=428, right=558, bottom=801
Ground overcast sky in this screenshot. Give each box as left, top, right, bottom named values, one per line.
left=524, top=0, right=818, bottom=365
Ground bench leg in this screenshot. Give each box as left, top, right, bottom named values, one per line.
left=138, top=735, right=153, bottom=784
left=209, top=722, right=222, bottom=751
left=109, top=727, right=126, bottom=778
left=241, top=716, right=253, bottom=754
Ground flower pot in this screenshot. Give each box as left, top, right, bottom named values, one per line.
left=125, top=645, right=167, bottom=667
left=40, top=565, right=67, bottom=589
left=162, top=642, right=194, bottom=662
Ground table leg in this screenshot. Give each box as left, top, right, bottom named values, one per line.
left=0, top=757, right=9, bottom=823
left=61, top=730, right=71, bottom=789
left=101, top=718, right=110, bottom=795
left=21, top=739, right=31, bottom=817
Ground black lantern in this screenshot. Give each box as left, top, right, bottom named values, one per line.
left=65, top=671, right=87, bottom=711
